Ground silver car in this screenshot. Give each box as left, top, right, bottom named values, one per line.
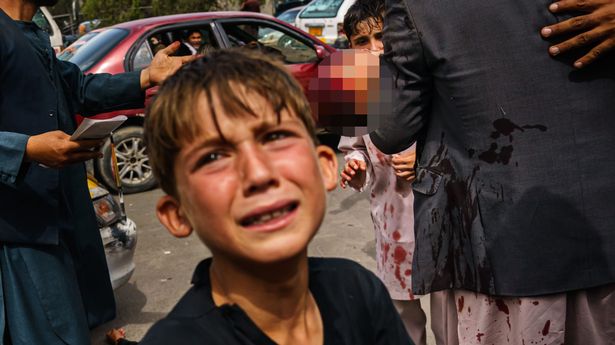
left=88, top=176, right=137, bottom=289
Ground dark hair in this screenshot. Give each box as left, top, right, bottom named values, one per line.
left=185, top=29, right=201, bottom=39
left=145, top=49, right=317, bottom=197
left=342, top=0, right=384, bottom=40
left=241, top=0, right=261, bottom=12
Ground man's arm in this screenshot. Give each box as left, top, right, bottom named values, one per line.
left=59, top=42, right=196, bottom=116
left=541, top=0, right=615, bottom=68
left=369, top=0, right=432, bottom=155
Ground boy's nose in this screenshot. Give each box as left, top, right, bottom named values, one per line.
left=239, top=145, right=279, bottom=196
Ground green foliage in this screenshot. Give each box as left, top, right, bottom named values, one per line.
left=80, top=0, right=232, bottom=26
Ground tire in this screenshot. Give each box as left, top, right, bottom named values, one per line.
left=95, top=126, right=157, bottom=194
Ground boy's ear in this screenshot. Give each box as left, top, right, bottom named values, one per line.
left=156, top=195, right=193, bottom=238
left=316, top=145, right=338, bottom=192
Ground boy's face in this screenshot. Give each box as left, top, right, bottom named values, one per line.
left=349, top=20, right=384, bottom=55
left=156, top=89, right=338, bottom=265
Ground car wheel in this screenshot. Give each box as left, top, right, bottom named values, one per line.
left=95, top=126, right=157, bottom=194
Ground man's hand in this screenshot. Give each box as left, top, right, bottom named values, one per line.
left=340, top=159, right=367, bottom=189
left=25, top=131, right=104, bottom=168
left=391, top=151, right=416, bottom=182
left=541, top=0, right=615, bottom=68
left=140, top=41, right=199, bottom=88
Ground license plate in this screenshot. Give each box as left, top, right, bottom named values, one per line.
left=309, top=27, right=323, bottom=37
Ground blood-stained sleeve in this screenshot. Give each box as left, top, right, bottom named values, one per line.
left=369, top=0, right=432, bottom=155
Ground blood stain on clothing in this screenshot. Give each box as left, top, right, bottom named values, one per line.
left=394, top=264, right=406, bottom=289
left=404, top=269, right=412, bottom=276
left=383, top=243, right=391, bottom=263
left=393, top=246, right=407, bottom=264
left=476, top=332, right=485, bottom=342
left=392, top=230, right=401, bottom=241
left=495, top=298, right=509, bottom=314
left=542, top=320, right=550, bottom=336
left=389, top=203, right=395, bottom=215
left=506, top=316, right=511, bottom=330
left=458, top=296, right=464, bottom=312
left=532, top=301, right=539, bottom=305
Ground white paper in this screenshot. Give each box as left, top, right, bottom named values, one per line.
left=70, top=115, right=127, bottom=140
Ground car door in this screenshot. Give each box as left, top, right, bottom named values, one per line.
left=213, top=18, right=328, bottom=93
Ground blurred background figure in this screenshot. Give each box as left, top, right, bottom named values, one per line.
left=240, top=0, right=261, bottom=12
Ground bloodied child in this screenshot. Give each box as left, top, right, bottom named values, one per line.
left=137, top=50, right=414, bottom=345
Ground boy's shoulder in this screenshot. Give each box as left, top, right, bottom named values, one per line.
left=138, top=259, right=230, bottom=345
left=308, top=257, right=386, bottom=298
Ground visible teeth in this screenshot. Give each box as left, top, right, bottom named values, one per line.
left=245, top=205, right=294, bottom=226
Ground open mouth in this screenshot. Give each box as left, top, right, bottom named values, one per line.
left=240, top=202, right=299, bottom=227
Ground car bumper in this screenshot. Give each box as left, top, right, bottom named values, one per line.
left=100, top=218, right=137, bottom=290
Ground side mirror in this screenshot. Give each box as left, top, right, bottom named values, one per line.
left=315, top=45, right=327, bottom=60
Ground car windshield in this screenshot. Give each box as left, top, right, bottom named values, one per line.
left=57, top=31, right=100, bottom=61
left=299, top=0, right=343, bottom=18
left=61, top=28, right=129, bottom=71
left=277, top=8, right=300, bottom=23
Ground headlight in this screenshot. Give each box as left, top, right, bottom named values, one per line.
left=93, top=194, right=121, bottom=227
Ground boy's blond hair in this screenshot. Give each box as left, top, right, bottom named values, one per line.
left=145, top=49, right=318, bottom=198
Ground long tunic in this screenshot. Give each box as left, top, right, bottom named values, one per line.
left=0, top=9, right=144, bottom=344
left=338, top=135, right=417, bottom=301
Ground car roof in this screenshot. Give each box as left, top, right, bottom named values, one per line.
left=112, top=11, right=280, bottom=31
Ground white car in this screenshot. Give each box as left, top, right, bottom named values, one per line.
left=34, top=7, right=63, bottom=53
left=295, top=0, right=354, bottom=45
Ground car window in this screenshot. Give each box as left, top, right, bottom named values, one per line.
left=277, top=9, right=300, bottom=24
left=299, top=0, right=344, bottom=19
left=131, top=26, right=219, bottom=70
left=66, top=28, right=129, bottom=71
left=221, top=22, right=317, bottom=64
left=132, top=40, right=153, bottom=71
left=57, top=31, right=100, bottom=61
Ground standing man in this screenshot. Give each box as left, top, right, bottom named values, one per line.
left=371, top=0, right=615, bottom=344
left=0, top=0, right=192, bottom=343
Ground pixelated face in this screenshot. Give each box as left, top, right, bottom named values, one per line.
left=308, top=50, right=382, bottom=135
left=349, top=20, right=384, bottom=55
left=188, top=32, right=202, bottom=49
left=165, top=88, right=337, bottom=265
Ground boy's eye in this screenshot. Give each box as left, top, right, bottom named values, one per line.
left=195, top=152, right=224, bottom=167
left=374, top=32, right=383, bottom=40
left=264, top=130, right=292, bottom=142
left=353, top=38, right=368, bottom=46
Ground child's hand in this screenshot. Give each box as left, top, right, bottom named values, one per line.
left=340, top=159, right=367, bottom=189
left=392, top=151, right=417, bottom=182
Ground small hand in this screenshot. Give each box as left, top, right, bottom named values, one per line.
left=140, top=41, right=199, bottom=88
left=105, top=328, right=127, bottom=345
left=541, top=0, right=615, bottom=68
left=391, top=151, right=416, bottom=182
left=340, top=159, right=367, bottom=189
left=25, top=131, right=103, bottom=168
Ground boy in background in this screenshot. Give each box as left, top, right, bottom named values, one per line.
left=137, top=50, right=414, bottom=345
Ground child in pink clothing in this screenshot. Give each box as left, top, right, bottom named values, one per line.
left=337, top=4, right=428, bottom=343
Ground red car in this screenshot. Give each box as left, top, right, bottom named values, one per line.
left=60, top=11, right=335, bottom=193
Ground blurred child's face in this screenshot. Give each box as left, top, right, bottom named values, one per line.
left=157, top=88, right=338, bottom=265
left=349, top=20, right=384, bottom=55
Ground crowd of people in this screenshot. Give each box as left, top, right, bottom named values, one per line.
left=1, top=0, right=614, bottom=344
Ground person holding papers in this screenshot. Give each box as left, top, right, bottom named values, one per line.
left=0, top=0, right=194, bottom=343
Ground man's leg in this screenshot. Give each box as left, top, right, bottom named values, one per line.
left=565, top=283, right=615, bottom=345
left=0, top=243, right=90, bottom=345
left=430, top=290, right=459, bottom=345
left=455, top=290, right=566, bottom=345
left=393, top=299, right=428, bottom=345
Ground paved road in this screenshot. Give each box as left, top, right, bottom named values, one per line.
left=90, top=153, right=436, bottom=344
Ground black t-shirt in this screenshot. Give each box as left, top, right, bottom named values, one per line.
left=139, top=257, right=413, bottom=345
